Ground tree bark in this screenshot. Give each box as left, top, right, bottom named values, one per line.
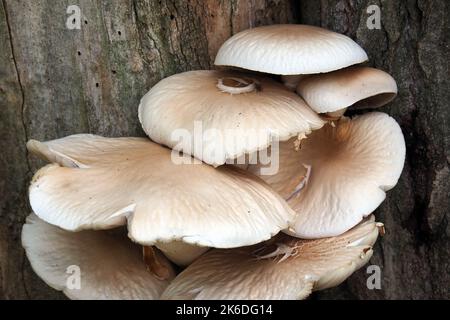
left=0, top=0, right=448, bottom=299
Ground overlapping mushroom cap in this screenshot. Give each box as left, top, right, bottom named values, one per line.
left=296, top=67, right=398, bottom=114
left=248, top=112, right=405, bottom=238
left=215, top=24, right=368, bottom=75
left=27, top=134, right=295, bottom=265
left=162, top=216, right=381, bottom=300
left=22, top=214, right=174, bottom=300
left=138, top=70, right=324, bottom=166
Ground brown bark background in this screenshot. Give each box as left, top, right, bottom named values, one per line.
left=0, top=0, right=448, bottom=299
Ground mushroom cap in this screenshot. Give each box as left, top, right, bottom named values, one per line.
left=162, top=216, right=380, bottom=300
left=214, top=24, right=368, bottom=75
left=248, top=112, right=405, bottom=238
left=22, top=214, right=174, bottom=300
left=296, top=67, right=398, bottom=113
left=138, top=70, right=324, bottom=167
left=27, top=134, right=294, bottom=248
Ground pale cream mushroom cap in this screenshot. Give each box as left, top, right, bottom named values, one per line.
left=248, top=112, right=405, bottom=238
left=22, top=214, right=174, bottom=300
left=27, top=135, right=294, bottom=261
left=214, top=24, right=368, bottom=75
left=162, top=216, right=381, bottom=300
left=138, top=70, right=324, bottom=167
left=296, top=67, right=398, bottom=114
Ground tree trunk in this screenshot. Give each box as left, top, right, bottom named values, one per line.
left=0, top=0, right=448, bottom=299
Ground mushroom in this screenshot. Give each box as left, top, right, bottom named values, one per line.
left=27, top=134, right=295, bottom=266
left=138, top=70, right=324, bottom=167
left=162, top=216, right=382, bottom=300
left=215, top=24, right=368, bottom=91
left=247, top=112, right=405, bottom=238
left=296, top=67, right=398, bottom=115
left=22, top=214, right=175, bottom=299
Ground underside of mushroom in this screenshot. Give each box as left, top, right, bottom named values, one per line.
left=162, top=216, right=382, bottom=300
left=22, top=214, right=175, bottom=299
left=247, top=112, right=405, bottom=238
left=296, top=67, right=398, bottom=114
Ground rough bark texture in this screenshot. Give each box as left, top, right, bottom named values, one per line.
left=0, top=0, right=448, bottom=299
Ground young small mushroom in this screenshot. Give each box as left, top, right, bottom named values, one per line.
left=27, top=134, right=295, bottom=266
left=215, top=24, right=368, bottom=91
left=22, top=214, right=175, bottom=300
left=247, top=112, right=405, bottom=238
left=296, top=67, right=398, bottom=115
left=138, top=70, right=324, bottom=167
left=162, top=216, right=381, bottom=300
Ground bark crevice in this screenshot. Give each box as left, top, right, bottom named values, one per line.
left=1, top=0, right=31, bottom=174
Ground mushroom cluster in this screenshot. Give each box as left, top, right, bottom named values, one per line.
left=22, top=24, right=405, bottom=300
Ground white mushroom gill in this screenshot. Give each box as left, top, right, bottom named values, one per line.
left=253, top=242, right=301, bottom=263
left=22, top=214, right=174, bottom=300
left=248, top=112, right=406, bottom=239
left=26, top=135, right=295, bottom=266
left=161, top=216, right=380, bottom=300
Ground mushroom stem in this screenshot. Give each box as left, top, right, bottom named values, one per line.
left=281, top=75, right=305, bottom=91
left=142, top=246, right=173, bottom=280
left=217, top=77, right=257, bottom=94
left=156, top=241, right=209, bottom=267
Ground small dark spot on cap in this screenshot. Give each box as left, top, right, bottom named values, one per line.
left=95, top=83, right=99, bottom=87
left=118, top=31, right=122, bottom=36
left=170, top=14, right=175, bottom=20
left=77, top=51, right=81, bottom=56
